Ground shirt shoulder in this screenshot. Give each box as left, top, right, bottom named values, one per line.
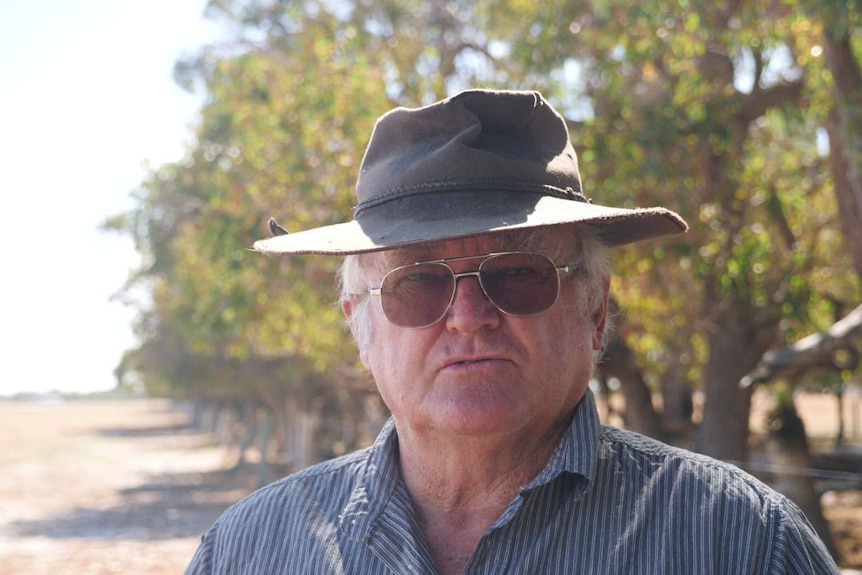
left=183, top=447, right=373, bottom=574
left=217, top=446, right=371, bottom=529
left=593, top=425, right=839, bottom=573
left=598, top=424, right=782, bottom=504
left=603, top=425, right=774, bottom=475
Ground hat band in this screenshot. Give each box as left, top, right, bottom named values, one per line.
left=353, top=179, right=587, bottom=217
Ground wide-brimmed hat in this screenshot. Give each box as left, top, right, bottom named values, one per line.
left=254, top=89, right=687, bottom=255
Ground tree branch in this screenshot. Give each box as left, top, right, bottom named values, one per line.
left=742, top=78, right=805, bottom=124
left=740, top=302, right=862, bottom=388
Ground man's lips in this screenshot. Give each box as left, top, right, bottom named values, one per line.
left=441, top=356, right=509, bottom=369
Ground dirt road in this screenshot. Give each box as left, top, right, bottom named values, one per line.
left=0, top=399, right=252, bottom=575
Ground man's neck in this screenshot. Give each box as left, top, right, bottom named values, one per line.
left=394, top=418, right=571, bottom=575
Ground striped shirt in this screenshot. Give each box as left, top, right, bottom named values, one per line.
left=185, top=391, right=838, bottom=574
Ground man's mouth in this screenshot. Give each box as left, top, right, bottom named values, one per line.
left=447, top=357, right=503, bottom=368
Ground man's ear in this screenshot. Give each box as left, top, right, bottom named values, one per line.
left=342, top=296, right=372, bottom=369
left=592, top=277, right=611, bottom=351
left=341, top=297, right=356, bottom=328
left=341, top=297, right=361, bottom=343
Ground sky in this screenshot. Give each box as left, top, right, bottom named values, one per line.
left=0, top=0, right=226, bottom=396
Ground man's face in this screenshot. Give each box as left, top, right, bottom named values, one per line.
left=344, top=230, right=609, bottom=441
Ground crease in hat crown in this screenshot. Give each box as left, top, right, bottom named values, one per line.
left=253, top=89, right=687, bottom=255
left=353, top=89, right=585, bottom=214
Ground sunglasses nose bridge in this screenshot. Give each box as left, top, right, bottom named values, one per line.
left=448, top=268, right=497, bottom=311
left=451, top=269, right=486, bottom=295
left=451, top=269, right=482, bottom=282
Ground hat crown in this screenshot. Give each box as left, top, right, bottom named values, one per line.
left=355, top=90, right=584, bottom=214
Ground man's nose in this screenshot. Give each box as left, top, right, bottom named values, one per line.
left=444, top=274, right=501, bottom=332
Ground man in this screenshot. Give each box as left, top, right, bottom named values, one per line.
left=186, top=90, right=839, bottom=574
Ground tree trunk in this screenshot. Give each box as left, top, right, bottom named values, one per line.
left=214, top=404, right=237, bottom=447
left=277, top=396, right=319, bottom=472
left=230, top=401, right=258, bottom=471
left=697, top=299, right=774, bottom=461
left=825, top=116, right=862, bottom=277
left=823, top=28, right=862, bottom=278
left=256, top=407, right=276, bottom=486
left=598, top=299, right=663, bottom=439
left=599, top=335, right=662, bottom=438
left=661, top=356, right=694, bottom=447
left=765, top=389, right=840, bottom=562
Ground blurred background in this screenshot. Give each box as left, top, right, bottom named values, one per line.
left=1, top=0, right=861, bottom=572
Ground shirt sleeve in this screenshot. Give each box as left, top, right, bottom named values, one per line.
left=768, top=496, right=840, bottom=575
left=184, top=530, right=215, bottom=575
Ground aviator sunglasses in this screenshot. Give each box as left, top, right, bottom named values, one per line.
left=368, top=251, right=581, bottom=329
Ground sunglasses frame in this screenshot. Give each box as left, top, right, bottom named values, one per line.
left=368, top=251, right=581, bottom=328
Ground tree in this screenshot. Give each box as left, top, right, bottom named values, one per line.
left=490, top=0, right=862, bottom=460
left=105, top=5, right=395, bottom=463
left=106, top=0, right=860, bottom=471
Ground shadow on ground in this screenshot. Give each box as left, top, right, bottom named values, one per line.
left=97, top=422, right=197, bottom=439
left=9, top=419, right=270, bottom=542
left=12, top=470, right=255, bottom=541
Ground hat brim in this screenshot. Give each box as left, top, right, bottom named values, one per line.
left=253, top=191, right=687, bottom=256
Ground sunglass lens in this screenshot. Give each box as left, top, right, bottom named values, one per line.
left=480, top=253, right=559, bottom=315
left=380, top=263, right=454, bottom=327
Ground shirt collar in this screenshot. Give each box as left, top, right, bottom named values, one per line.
left=339, top=418, right=402, bottom=540
left=523, top=389, right=600, bottom=490
left=339, top=390, right=601, bottom=540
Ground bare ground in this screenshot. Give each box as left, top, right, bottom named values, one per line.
left=0, top=399, right=256, bottom=575
left=0, top=396, right=859, bottom=574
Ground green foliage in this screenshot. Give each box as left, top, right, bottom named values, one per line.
left=111, top=4, right=391, bottom=402
left=489, top=0, right=861, bottom=398
left=106, top=0, right=861, bottom=440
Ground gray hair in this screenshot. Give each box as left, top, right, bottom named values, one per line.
left=338, top=225, right=611, bottom=348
